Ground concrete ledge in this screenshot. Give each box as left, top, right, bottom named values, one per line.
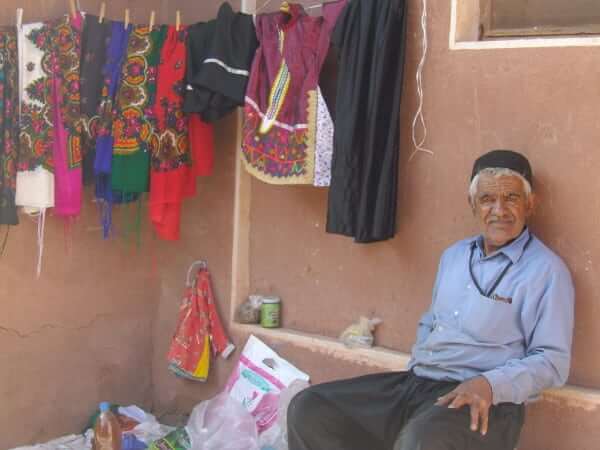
left=232, top=324, right=600, bottom=411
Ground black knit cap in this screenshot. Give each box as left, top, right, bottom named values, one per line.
left=471, top=150, right=533, bottom=187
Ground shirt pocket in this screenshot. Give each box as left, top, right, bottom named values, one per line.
left=461, top=291, right=521, bottom=344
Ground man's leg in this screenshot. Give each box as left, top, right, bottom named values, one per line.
left=393, top=402, right=525, bottom=450
left=288, top=372, right=415, bottom=450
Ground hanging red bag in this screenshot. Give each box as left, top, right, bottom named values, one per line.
left=167, top=261, right=235, bottom=381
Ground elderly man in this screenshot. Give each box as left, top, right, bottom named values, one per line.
left=287, top=150, right=574, bottom=450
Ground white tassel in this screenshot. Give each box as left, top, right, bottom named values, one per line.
left=36, top=208, right=46, bottom=278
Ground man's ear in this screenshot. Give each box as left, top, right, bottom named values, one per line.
left=468, top=195, right=476, bottom=215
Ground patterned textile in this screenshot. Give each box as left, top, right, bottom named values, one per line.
left=51, top=13, right=83, bottom=219
left=80, top=15, right=113, bottom=184
left=94, top=21, right=132, bottom=237
left=149, top=26, right=195, bottom=241
left=16, top=21, right=55, bottom=213
left=0, top=28, right=19, bottom=225
left=314, top=87, right=334, bottom=187
left=17, top=15, right=85, bottom=218
left=241, top=4, right=333, bottom=185
left=110, top=25, right=161, bottom=194
left=167, top=266, right=235, bottom=381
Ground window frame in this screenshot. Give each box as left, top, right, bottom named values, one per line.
left=480, top=0, right=600, bottom=39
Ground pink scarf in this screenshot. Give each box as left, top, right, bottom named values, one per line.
left=52, top=14, right=83, bottom=220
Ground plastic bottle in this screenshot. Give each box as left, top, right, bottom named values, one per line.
left=92, top=402, right=122, bottom=450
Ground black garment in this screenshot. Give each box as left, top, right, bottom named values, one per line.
left=80, top=15, right=113, bottom=184
left=183, top=2, right=258, bottom=122
left=287, top=372, right=525, bottom=450
left=326, top=0, right=408, bottom=243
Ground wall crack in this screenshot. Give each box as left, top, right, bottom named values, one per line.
left=0, top=313, right=114, bottom=338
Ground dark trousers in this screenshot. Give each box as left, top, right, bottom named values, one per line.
left=287, top=371, right=524, bottom=450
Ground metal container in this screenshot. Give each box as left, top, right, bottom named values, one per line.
left=260, top=296, right=281, bottom=328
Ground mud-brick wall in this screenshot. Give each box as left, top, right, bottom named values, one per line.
left=244, top=2, right=600, bottom=450
left=0, top=1, right=238, bottom=447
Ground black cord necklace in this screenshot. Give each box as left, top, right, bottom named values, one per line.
left=469, top=233, right=533, bottom=299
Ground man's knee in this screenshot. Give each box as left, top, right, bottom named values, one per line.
left=393, top=421, right=449, bottom=450
left=287, top=387, right=324, bottom=433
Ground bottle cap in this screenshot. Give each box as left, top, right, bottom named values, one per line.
left=99, top=402, right=111, bottom=412
left=262, top=296, right=280, bottom=304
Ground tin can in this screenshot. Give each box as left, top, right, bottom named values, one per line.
left=260, top=296, right=281, bottom=328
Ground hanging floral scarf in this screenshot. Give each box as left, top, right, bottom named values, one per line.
left=149, top=26, right=196, bottom=241
left=51, top=13, right=83, bottom=220
left=16, top=20, right=55, bottom=214
left=94, top=22, right=132, bottom=237
left=16, top=20, right=56, bottom=276
left=110, top=25, right=162, bottom=197
left=80, top=15, right=113, bottom=185
left=0, top=27, right=19, bottom=226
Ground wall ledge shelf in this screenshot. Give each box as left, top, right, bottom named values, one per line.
left=231, top=323, right=600, bottom=412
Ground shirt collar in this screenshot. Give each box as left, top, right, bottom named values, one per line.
left=472, top=227, right=531, bottom=264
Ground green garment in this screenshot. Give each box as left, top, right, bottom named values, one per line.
left=111, top=25, right=166, bottom=194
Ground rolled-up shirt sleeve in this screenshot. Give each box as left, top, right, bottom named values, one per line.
left=483, top=263, right=575, bottom=405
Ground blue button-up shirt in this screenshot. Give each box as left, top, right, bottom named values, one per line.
left=408, top=228, right=575, bottom=404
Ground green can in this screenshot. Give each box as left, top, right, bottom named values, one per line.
left=260, top=296, right=281, bottom=328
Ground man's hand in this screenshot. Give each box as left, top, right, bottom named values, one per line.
left=435, top=376, right=493, bottom=435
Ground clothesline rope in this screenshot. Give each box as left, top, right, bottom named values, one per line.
left=409, top=0, right=433, bottom=162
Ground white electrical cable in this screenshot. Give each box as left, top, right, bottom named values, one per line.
left=409, top=0, right=433, bottom=162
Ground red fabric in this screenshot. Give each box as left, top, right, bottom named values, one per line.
left=167, top=267, right=233, bottom=378
left=150, top=27, right=215, bottom=241
left=149, top=26, right=192, bottom=240
left=189, top=113, right=214, bottom=177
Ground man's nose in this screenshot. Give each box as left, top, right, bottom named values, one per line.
left=491, top=198, right=508, bottom=215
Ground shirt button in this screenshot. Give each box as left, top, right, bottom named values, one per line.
left=438, top=326, right=444, bottom=331
left=467, top=284, right=472, bottom=289
left=454, top=311, right=459, bottom=316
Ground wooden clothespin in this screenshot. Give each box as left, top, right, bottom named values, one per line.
left=16, top=8, right=24, bottom=29
left=124, top=8, right=130, bottom=29
left=175, top=10, right=181, bottom=31
left=68, top=0, right=77, bottom=19
left=149, top=11, right=156, bottom=30
left=99, top=2, right=106, bottom=23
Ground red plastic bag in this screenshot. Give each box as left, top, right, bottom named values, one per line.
left=167, top=264, right=235, bottom=381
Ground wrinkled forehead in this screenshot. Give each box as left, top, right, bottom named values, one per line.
left=476, top=173, right=527, bottom=195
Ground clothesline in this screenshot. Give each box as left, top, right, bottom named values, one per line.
left=12, top=5, right=184, bottom=30
left=0, top=0, right=420, bottom=281
left=2, top=0, right=330, bottom=30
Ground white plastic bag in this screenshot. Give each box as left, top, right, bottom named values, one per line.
left=186, top=392, right=259, bottom=450
left=224, top=335, right=310, bottom=448
left=268, top=379, right=310, bottom=450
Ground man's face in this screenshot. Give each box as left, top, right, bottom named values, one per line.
left=470, top=173, right=535, bottom=254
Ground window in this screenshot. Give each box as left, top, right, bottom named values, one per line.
left=481, top=0, right=600, bottom=39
